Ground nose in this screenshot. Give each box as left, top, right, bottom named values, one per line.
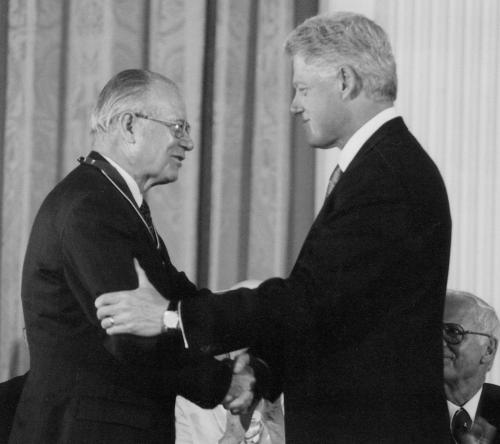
left=290, top=92, right=303, bottom=115
left=179, top=133, right=194, bottom=151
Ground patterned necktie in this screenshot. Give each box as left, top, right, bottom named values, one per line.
left=325, top=164, right=343, bottom=198
left=139, top=200, right=156, bottom=240
left=451, top=408, right=473, bottom=443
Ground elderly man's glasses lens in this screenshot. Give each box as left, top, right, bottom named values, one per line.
left=134, top=113, right=190, bottom=139
left=443, top=323, right=493, bottom=345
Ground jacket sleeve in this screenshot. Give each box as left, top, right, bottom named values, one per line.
left=179, top=155, right=448, bottom=354
left=59, top=191, right=232, bottom=407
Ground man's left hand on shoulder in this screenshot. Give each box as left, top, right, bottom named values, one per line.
left=95, top=259, right=168, bottom=336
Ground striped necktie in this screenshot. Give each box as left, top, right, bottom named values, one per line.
left=325, top=164, right=343, bottom=198
left=139, top=200, right=156, bottom=240
left=451, top=408, right=472, bottom=443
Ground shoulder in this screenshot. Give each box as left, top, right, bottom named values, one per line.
left=482, top=383, right=500, bottom=402
left=39, top=164, right=135, bottom=236
left=478, top=383, right=500, bottom=434
left=350, top=117, right=447, bottom=202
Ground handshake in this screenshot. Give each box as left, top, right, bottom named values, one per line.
left=218, top=351, right=285, bottom=444
left=222, top=351, right=267, bottom=418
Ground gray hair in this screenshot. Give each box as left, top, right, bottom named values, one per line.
left=90, top=69, right=178, bottom=135
left=284, top=12, right=397, bottom=102
left=446, top=289, right=500, bottom=343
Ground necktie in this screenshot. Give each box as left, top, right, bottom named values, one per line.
left=325, top=164, right=343, bottom=198
left=139, top=200, right=156, bottom=240
left=451, top=408, right=473, bottom=443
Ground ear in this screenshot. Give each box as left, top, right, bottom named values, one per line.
left=118, top=112, right=136, bottom=144
left=480, top=336, right=498, bottom=369
left=337, top=65, right=362, bottom=100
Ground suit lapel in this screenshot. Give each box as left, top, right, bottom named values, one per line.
left=477, top=384, right=500, bottom=428
left=316, top=117, right=407, bottom=224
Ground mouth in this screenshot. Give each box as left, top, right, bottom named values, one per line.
left=172, top=154, right=185, bottom=162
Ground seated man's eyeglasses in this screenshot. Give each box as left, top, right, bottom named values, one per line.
left=443, top=322, right=494, bottom=345
left=134, top=113, right=190, bottom=139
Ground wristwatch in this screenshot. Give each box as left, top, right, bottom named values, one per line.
left=162, top=310, right=179, bottom=333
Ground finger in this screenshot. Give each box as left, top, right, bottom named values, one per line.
left=105, top=324, right=133, bottom=335
left=222, top=393, right=234, bottom=404
left=101, top=317, right=114, bottom=330
left=95, top=292, right=122, bottom=308
left=227, top=391, right=254, bottom=412
left=222, top=396, right=234, bottom=410
left=96, top=305, right=115, bottom=321
left=233, top=352, right=250, bottom=374
left=134, top=258, right=151, bottom=289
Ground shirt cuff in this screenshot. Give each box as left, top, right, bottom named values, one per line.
left=177, top=300, right=189, bottom=348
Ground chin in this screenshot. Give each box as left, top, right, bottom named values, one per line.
left=308, top=136, right=337, bottom=149
left=153, top=175, right=177, bottom=186
left=443, top=365, right=455, bottom=379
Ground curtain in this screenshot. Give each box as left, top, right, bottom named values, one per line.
left=321, top=0, right=500, bottom=384
left=0, top=0, right=317, bottom=381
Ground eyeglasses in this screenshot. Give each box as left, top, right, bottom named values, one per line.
left=134, top=113, right=191, bottom=139
left=442, top=322, right=493, bottom=345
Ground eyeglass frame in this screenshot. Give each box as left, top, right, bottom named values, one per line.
left=442, top=322, right=494, bottom=345
left=134, top=112, right=191, bottom=139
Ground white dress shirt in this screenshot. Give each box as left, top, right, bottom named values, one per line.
left=447, top=387, right=483, bottom=428
left=337, top=106, right=399, bottom=173
left=102, top=154, right=143, bottom=206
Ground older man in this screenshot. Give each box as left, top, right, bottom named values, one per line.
left=444, top=290, right=500, bottom=444
left=97, top=13, right=452, bottom=443
left=9, top=70, right=255, bottom=444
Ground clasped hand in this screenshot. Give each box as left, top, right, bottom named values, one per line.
left=223, top=353, right=256, bottom=416
left=95, top=261, right=258, bottom=416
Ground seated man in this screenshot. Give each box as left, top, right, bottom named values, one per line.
left=443, top=290, right=500, bottom=443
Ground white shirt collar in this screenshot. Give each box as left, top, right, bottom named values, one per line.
left=337, top=107, right=399, bottom=173
left=447, top=386, right=483, bottom=427
left=101, top=154, right=143, bottom=207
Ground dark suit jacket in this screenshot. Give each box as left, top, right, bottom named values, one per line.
left=181, top=117, right=452, bottom=443
left=9, top=152, right=232, bottom=444
left=477, top=383, right=500, bottom=443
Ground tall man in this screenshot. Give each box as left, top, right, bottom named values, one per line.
left=97, top=13, right=452, bottom=443
left=444, top=290, right=500, bottom=443
left=9, top=70, right=255, bottom=444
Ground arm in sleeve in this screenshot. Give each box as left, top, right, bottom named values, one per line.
left=60, top=193, right=233, bottom=406
left=179, top=165, right=436, bottom=354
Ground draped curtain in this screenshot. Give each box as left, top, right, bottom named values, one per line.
left=0, top=0, right=317, bottom=381
left=321, top=0, right=500, bottom=384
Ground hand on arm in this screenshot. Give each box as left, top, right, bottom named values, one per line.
left=95, top=259, right=168, bottom=336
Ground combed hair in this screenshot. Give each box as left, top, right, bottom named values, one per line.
left=284, top=12, right=397, bottom=102
left=446, top=289, right=500, bottom=343
left=90, top=69, right=178, bottom=135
